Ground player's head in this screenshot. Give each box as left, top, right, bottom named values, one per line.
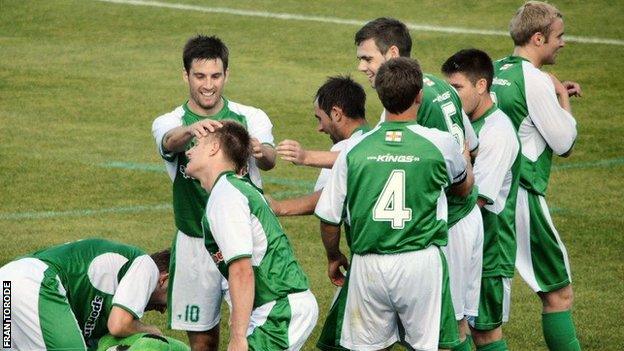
left=314, top=75, right=366, bottom=143
left=355, top=18, right=412, bottom=87
left=182, top=35, right=230, bottom=114
left=441, top=48, right=494, bottom=117
left=375, top=58, right=423, bottom=115
left=185, top=121, right=251, bottom=180
left=510, top=1, right=564, bottom=65
left=147, top=249, right=171, bottom=313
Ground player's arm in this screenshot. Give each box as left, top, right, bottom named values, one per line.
left=227, top=258, right=254, bottom=351
left=107, top=306, right=162, bottom=337
left=527, top=71, right=577, bottom=157
left=473, top=121, right=519, bottom=208
left=268, top=190, right=321, bottom=216
left=320, top=221, right=349, bottom=287
left=448, top=143, right=474, bottom=197
left=251, top=138, right=276, bottom=170
left=277, top=139, right=339, bottom=168
left=108, top=256, right=163, bottom=337
left=162, top=119, right=223, bottom=154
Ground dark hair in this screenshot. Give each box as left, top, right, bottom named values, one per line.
left=150, top=249, right=171, bottom=273
left=441, top=48, right=494, bottom=91
left=375, top=58, right=423, bottom=114
left=355, top=17, right=412, bottom=57
left=315, top=75, right=366, bottom=120
left=214, top=120, right=251, bottom=174
left=183, top=35, right=229, bottom=73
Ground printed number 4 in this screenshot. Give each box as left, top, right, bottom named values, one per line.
left=373, top=170, right=412, bottom=229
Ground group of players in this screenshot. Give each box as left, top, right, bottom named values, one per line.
left=0, top=1, right=581, bottom=350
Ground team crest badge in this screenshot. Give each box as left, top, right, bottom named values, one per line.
left=385, top=131, right=402, bottom=142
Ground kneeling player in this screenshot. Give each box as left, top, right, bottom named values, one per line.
left=442, top=49, right=521, bottom=351
left=185, top=121, right=318, bottom=351
left=0, top=238, right=170, bottom=350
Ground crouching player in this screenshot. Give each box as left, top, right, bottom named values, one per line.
left=442, top=49, right=521, bottom=351
left=0, top=238, right=170, bottom=350
left=184, top=121, right=318, bottom=351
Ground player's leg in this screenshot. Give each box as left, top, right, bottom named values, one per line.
left=469, top=277, right=511, bottom=351
left=339, top=254, right=400, bottom=350
left=389, top=247, right=459, bottom=351
left=0, top=258, right=85, bottom=350
left=516, top=189, right=580, bottom=350
left=168, top=231, right=224, bottom=351
left=444, top=205, right=483, bottom=351
left=245, top=290, right=317, bottom=351
left=317, top=272, right=352, bottom=351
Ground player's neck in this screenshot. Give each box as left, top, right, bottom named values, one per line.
left=513, top=46, right=544, bottom=69
left=200, top=162, right=234, bottom=192
left=341, top=119, right=367, bottom=139
left=187, top=97, right=225, bottom=117
left=470, top=96, right=494, bottom=122
left=385, top=104, right=419, bottom=122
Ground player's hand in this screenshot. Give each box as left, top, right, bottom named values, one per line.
left=547, top=73, right=568, bottom=97
left=276, top=139, right=307, bottom=165
left=228, top=336, right=248, bottom=351
left=327, top=252, right=349, bottom=287
left=562, top=80, right=582, bottom=97
left=189, top=119, right=223, bottom=138
left=250, top=138, right=264, bottom=159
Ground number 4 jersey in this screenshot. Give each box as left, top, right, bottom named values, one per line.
left=315, top=121, right=468, bottom=255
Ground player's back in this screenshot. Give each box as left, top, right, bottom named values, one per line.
left=344, top=122, right=458, bottom=255
left=203, top=173, right=309, bottom=307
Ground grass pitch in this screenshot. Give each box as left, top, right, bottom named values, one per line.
left=1, top=1, right=623, bottom=350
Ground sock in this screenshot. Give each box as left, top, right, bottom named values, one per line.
left=476, top=339, right=508, bottom=351
left=542, top=310, right=581, bottom=351
left=452, top=336, right=472, bottom=351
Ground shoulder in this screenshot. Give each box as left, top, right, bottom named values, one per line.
left=207, top=175, right=251, bottom=209
left=228, top=100, right=270, bottom=121
left=152, top=105, right=185, bottom=128
left=407, top=124, right=457, bottom=153
left=482, top=109, right=518, bottom=142
left=521, top=61, right=553, bottom=90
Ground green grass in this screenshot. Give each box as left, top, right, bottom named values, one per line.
left=1, top=0, right=623, bottom=350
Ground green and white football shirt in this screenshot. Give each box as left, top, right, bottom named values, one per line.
left=315, top=121, right=468, bottom=255
left=380, top=73, right=479, bottom=227
left=31, top=239, right=160, bottom=346
left=492, top=56, right=577, bottom=195
left=152, top=99, right=274, bottom=237
left=202, top=172, right=309, bottom=307
left=472, top=105, right=521, bottom=278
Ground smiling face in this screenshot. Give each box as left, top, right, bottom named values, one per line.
left=356, top=39, right=392, bottom=88
left=540, top=17, right=565, bottom=65
left=314, top=100, right=341, bottom=144
left=185, top=135, right=216, bottom=179
left=184, top=58, right=228, bottom=115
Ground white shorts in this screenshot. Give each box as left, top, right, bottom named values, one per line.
left=340, top=247, right=447, bottom=351
left=0, top=258, right=86, bottom=351
left=443, top=205, right=484, bottom=320
left=169, top=230, right=225, bottom=331
left=247, top=290, right=318, bottom=351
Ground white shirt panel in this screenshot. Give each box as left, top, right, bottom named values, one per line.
left=523, top=62, right=577, bottom=156
left=112, top=255, right=160, bottom=319
left=206, top=178, right=254, bottom=264
left=473, top=111, right=519, bottom=213
left=407, top=125, right=467, bottom=185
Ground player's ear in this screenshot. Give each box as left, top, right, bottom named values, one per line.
left=331, top=106, right=344, bottom=122
left=414, top=90, right=423, bottom=105
left=224, top=68, right=230, bottom=83
left=159, top=272, right=169, bottom=286
left=533, top=32, right=545, bottom=47
left=182, top=68, right=189, bottom=83
left=477, top=78, right=488, bottom=95
left=387, top=45, right=400, bottom=59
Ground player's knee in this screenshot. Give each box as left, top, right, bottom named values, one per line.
left=471, top=327, right=503, bottom=346
left=541, top=285, right=574, bottom=311
left=188, top=328, right=220, bottom=351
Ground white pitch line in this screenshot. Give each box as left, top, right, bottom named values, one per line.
left=96, top=0, right=624, bottom=46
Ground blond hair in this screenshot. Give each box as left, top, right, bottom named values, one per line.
left=509, top=1, right=563, bottom=46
